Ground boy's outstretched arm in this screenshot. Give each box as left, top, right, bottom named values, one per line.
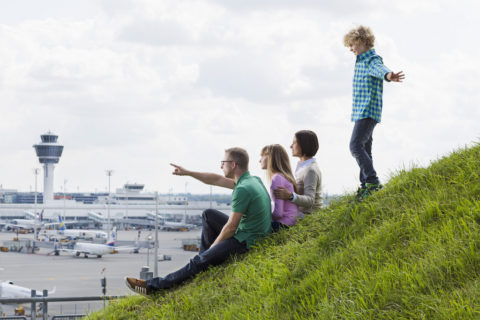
left=386, top=71, right=405, bottom=82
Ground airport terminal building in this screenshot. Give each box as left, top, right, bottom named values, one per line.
left=0, top=183, right=231, bottom=229
left=0, top=132, right=232, bottom=230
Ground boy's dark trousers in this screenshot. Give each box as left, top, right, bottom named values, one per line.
left=349, top=117, right=380, bottom=187
left=146, top=209, right=247, bottom=290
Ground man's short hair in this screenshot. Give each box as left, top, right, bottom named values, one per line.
left=343, top=25, right=375, bottom=49
left=225, top=147, right=249, bottom=170
left=295, top=130, right=319, bottom=157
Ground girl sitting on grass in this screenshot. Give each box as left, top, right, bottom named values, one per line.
left=260, top=144, right=299, bottom=231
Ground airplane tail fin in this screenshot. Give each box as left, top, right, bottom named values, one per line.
left=49, top=286, right=56, bottom=295
left=106, top=227, right=117, bottom=247
left=58, top=216, right=66, bottom=230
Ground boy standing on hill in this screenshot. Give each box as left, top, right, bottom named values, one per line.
left=343, top=26, right=405, bottom=200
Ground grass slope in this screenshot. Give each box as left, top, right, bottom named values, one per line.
left=88, top=144, right=480, bottom=320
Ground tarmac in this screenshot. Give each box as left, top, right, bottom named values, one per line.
left=0, top=229, right=201, bottom=317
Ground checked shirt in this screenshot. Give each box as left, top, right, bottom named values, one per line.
left=351, top=48, right=391, bottom=123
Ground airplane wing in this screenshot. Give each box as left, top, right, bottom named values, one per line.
left=41, top=222, right=61, bottom=228
left=59, top=248, right=92, bottom=256
left=2, top=223, right=31, bottom=230
left=111, top=245, right=140, bottom=253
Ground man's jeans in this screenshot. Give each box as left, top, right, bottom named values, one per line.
left=349, top=117, right=379, bottom=187
left=147, top=209, right=247, bottom=290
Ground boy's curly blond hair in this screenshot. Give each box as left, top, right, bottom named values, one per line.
left=343, top=25, right=375, bottom=49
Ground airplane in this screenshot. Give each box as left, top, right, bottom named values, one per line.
left=0, top=210, right=46, bottom=232
left=0, top=279, right=55, bottom=315
left=154, top=212, right=196, bottom=231
left=160, top=220, right=196, bottom=231
left=59, top=228, right=139, bottom=258
left=39, top=216, right=108, bottom=241
left=0, top=280, right=55, bottom=300
left=1, top=220, right=35, bottom=232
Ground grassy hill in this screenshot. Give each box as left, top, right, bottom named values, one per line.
left=88, top=143, right=480, bottom=320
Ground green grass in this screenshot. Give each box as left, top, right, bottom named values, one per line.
left=87, top=143, right=480, bottom=320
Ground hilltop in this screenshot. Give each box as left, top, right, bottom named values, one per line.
left=88, top=143, right=480, bottom=320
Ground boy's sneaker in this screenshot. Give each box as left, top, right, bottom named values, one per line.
left=125, top=277, right=151, bottom=296
left=356, top=186, right=366, bottom=200
left=358, top=183, right=382, bottom=201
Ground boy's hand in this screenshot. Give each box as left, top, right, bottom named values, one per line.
left=387, top=71, right=405, bottom=82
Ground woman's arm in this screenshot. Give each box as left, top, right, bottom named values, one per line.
left=270, top=175, right=285, bottom=220
left=292, top=168, right=319, bottom=208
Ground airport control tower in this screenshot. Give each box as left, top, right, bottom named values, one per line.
left=33, top=132, right=64, bottom=204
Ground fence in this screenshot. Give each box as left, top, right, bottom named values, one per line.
left=0, top=291, right=124, bottom=320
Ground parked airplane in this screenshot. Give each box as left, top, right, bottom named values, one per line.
left=39, top=216, right=107, bottom=241
left=0, top=210, right=47, bottom=232
left=158, top=213, right=196, bottom=231
left=1, top=220, right=35, bottom=232
left=160, top=220, right=196, bottom=231
left=0, top=280, right=55, bottom=300
left=59, top=228, right=139, bottom=258
left=0, top=279, right=55, bottom=318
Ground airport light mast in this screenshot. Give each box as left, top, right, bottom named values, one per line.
left=33, top=132, right=64, bottom=205
left=33, top=168, right=40, bottom=240
left=63, top=179, right=67, bottom=222
left=154, top=191, right=159, bottom=277
left=106, top=170, right=114, bottom=231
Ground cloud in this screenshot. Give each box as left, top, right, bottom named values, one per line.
left=208, top=0, right=370, bottom=14
left=119, top=20, right=194, bottom=46
left=0, top=0, right=479, bottom=196
left=197, top=52, right=284, bottom=102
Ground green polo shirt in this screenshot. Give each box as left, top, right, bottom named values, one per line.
left=232, top=171, right=272, bottom=248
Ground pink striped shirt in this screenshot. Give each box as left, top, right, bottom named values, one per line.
left=270, top=173, right=300, bottom=226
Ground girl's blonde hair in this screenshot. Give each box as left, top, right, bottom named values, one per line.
left=343, top=25, right=375, bottom=49
left=261, top=144, right=297, bottom=193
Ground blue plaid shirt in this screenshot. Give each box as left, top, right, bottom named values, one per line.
left=351, top=48, right=391, bottom=123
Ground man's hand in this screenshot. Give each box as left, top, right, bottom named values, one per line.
left=273, top=186, right=292, bottom=200
left=387, top=71, right=405, bottom=82
left=170, top=163, right=235, bottom=189
left=170, top=163, right=190, bottom=176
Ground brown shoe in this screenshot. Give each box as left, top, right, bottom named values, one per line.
left=125, top=277, right=150, bottom=296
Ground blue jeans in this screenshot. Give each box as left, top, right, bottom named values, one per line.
left=147, top=209, right=247, bottom=290
left=349, top=118, right=379, bottom=187
left=271, top=221, right=289, bottom=232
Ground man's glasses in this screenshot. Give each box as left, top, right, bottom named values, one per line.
left=221, top=160, right=234, bottom=165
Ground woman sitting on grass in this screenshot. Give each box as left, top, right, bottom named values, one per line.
left=274, top=130, right=322, bottom=214
left=260, top=144, right=299, bottom=231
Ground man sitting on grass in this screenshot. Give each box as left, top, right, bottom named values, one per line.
left=125, top=147, right=271, bottom=296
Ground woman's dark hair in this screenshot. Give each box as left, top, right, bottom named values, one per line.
left=295, top=130, right=319, bottom=157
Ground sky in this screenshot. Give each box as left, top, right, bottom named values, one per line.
left=0, top=0, right=479, bottom=196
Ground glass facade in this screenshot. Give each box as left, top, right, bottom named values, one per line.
left=5, top=192, right=107, bottom=204
left=40, top=134, right=58, bottom=143
left=34, top=145, right=64, bottom=161
left=124, top=184, right=144, bottom=190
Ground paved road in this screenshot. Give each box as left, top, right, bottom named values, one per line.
left=0, top=229, right=201, bottom=317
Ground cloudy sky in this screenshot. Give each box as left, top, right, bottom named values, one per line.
left=0, top=0, right=478, bottom=196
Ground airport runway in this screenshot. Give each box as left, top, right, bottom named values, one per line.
left=0, top=229, right=201, bottom=317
